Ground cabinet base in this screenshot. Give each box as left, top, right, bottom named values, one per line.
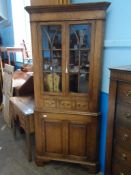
left=35, top=155, right=99, bottom=173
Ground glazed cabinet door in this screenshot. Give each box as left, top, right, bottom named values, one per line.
left=66, top=21, right=95, bottom=96
left=68, top=120, right=99, bottom=161
left=37, top=21, right=95, bottom=96
left=38, top=23, right=66, bottom=95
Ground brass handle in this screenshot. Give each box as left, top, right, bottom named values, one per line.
left=123, top=134, right=128, bottom=141
left=41, top=114, right=47, bottom=118
left=65, top=67, right=68, bottom=74
left=121, top=153, right=127, bottom=160
left=125, top=113, right=131, bottom=119
left=127, top=102, right=131, bottom=105
left=120, top=172, right=125, bottom=175
left=126, top=90, right=131, bottom=96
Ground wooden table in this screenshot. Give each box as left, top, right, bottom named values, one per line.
left=10, top=96, right=34, bottom=161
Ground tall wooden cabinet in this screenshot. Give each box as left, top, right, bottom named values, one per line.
left=26, top=2, right=110, bottom=173
left=106, top=66, right=131, bottom=175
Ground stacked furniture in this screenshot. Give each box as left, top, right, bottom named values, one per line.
left=106, top=66, right=131, bottom=175
left=26, top=2, right=110, bottom=173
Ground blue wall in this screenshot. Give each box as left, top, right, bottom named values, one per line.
left=0, top=0, right=14, bottom=46
left=71, top=0, right=131, bottom=174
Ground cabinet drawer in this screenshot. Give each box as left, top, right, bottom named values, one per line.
left=113, top=145, right=131, bottom=168
left=117, top=82, right=131, bottom=104
left=114, top=127, right=131, bottom=152
left=116, top=104, right=131, bottom=130
left=76, top=101, right=89, bottom=111
left=43, top=99, right=56, bottom=108
left=112, top=161, right=131, bottom=175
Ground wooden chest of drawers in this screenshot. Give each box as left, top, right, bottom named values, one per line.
left=106, top=66, right=131, bottom=175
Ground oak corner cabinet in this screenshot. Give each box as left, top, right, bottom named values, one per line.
left=25, top=2, right=110, bottom=173
left=106, top=66, right=131, bottom=175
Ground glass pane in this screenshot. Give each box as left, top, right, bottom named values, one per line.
left=42, top=26, right=61, bottom=49
left=52, top=50, right=62, bottom=73
left=43, top=50, right=51, bottom=72
left=44, top=73, right=62, bottom=92
left=69, top=74, right=78, bottom=92
left=79, top=74, right=89, bottom=93
left=69, top=50, right=79, bottom=73
left=70, top=24, right=91, bottom=49
left=69, top=24, right=91, bottom=93
left=41, top=25, right=62, bottom=92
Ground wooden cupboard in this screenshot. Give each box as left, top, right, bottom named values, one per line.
left=26, top=2, right=110, bottom=173
left=106, top=66, right=131, bottom=175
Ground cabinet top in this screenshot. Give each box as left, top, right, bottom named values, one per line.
left=110, top=65, right=131, bottom=72
left=25, top=2, right=110, bottom=14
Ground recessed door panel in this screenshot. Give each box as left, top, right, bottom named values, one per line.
left=43, top=120, right=63, bottom=154
left=69, top=122, right=87, bottom=156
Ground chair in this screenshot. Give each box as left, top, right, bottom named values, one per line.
left=6, top=47, right=25, bottom=65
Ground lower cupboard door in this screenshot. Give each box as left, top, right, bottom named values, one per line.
left=68, top=122, right=87, bottom=157
left=68, top=121, right=99, bottom=161
left=42, top=119, right=63, bottom=155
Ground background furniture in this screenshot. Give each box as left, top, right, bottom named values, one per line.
left=0, top=49, right=3, bottom=108
left=3, top=64, right=14, bottom=127
left=26, top=2, right=110, bottom=173
left=106, top=66, right=131, bottom=175
left=13, top=70, right=34, bottom=96
left=10, top=96, right=34, bottom=161
left=6, top=47, right=25, bottom=65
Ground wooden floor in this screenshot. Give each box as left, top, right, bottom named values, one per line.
left=0, top=112, right=101, bottom=175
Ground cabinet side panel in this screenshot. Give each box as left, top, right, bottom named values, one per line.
left=105, top=78, right=118, bottom=175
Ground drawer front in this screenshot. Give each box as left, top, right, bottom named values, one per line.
left=76, top=101, right=89, bottom=111
left=113, top=145, right=131, bottom=168
left=59, top=100, right=75, bottom=110
left=112, top=160, right=131, bottom=175
left=117, top=82, right=131, bottom=104
left=116, top=104, right=131, bottom=130
left=43, top=99, right=56, bottom=108
left=114, top=127, right=131, bottom=152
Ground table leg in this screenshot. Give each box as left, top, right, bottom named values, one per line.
left=25, top=118, right=32, bottom=162
left=12, top=118, right=16, bottom=138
